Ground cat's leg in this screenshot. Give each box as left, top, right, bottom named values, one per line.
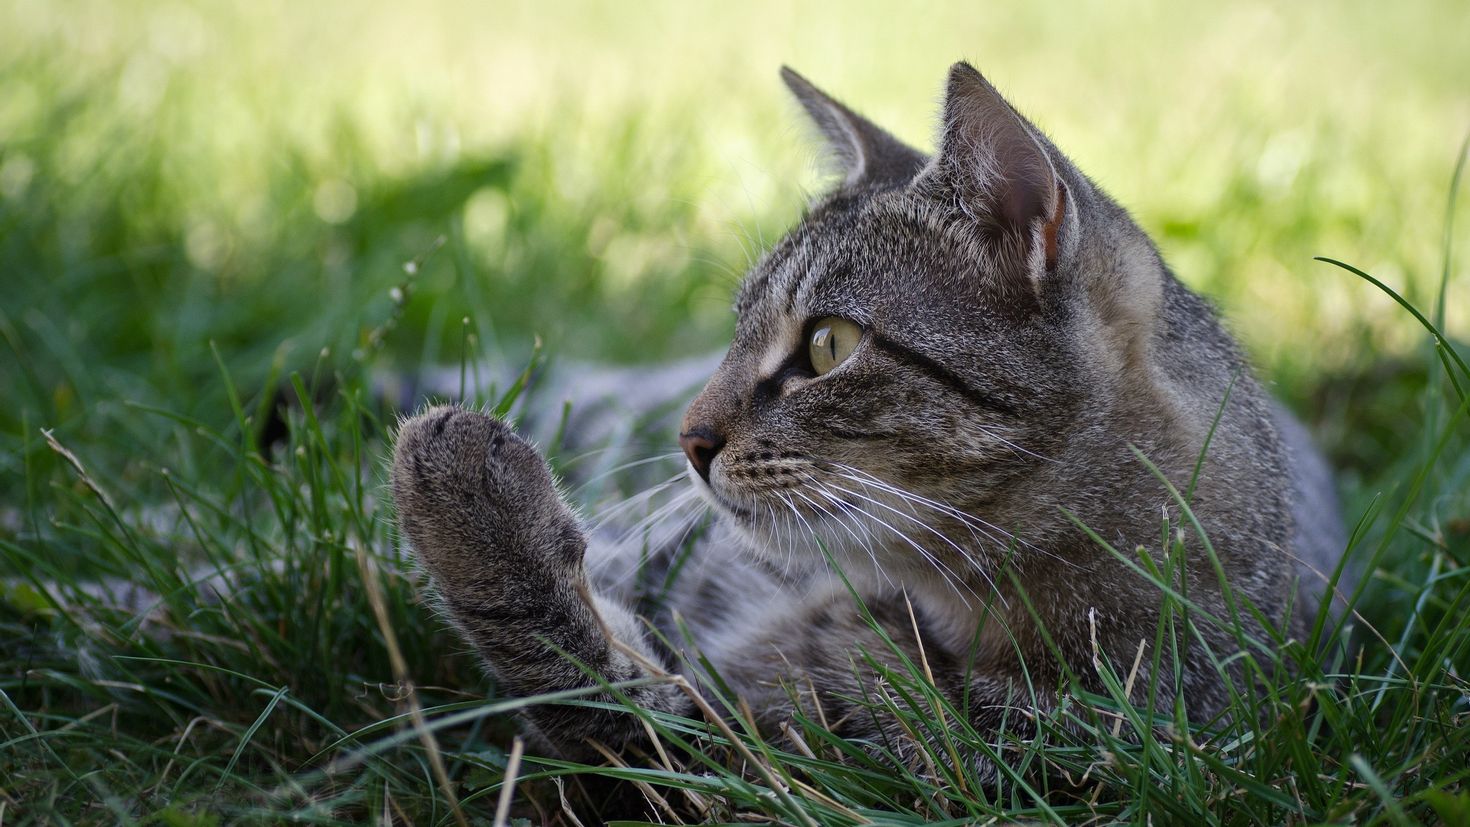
left=709, top=587, right=1052, bottom=784
left=390, top=406, right=691, bottom=756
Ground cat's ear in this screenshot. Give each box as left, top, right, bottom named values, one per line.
left=781, top=66, right=927, bottom=189
left=915, top=62, right=1070, bottom=277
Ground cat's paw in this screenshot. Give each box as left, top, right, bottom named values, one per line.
left=391, top=406, right=585, bottom=586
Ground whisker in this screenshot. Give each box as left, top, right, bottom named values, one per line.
left=653, top=503, right=709, bottom=575
left=611, top=488, right=699, bottom=549
left=765, top=499, right=801, bottom=584
left=779, top=489, right=833, bottom=586
left=588, top=471, right=690, bottom=532
left=814, top=479, right=980, bottom=607
left=572, top=452, right=685, bottom=494
left=826, top=476, right=1011, bottom=607
left=787, top=485, right=856, bottom=548
left=782, top=492, right=810, bottom=575
left=969, top=425, right=1057, bottom=464
left=794, top=476, right=896, bottom=590
left=833, top=469, right=1010, bottom=551
left=597, top=491, right=707, bottom=592
left=830, top=463, right=1075, bottom=569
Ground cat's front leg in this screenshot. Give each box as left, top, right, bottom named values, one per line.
left=390, top=406, right=689, bottom=756
left=718, top=591, right=1048, bottom=786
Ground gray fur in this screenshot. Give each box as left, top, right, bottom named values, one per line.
left=390, top=62, right=1347, bottom=775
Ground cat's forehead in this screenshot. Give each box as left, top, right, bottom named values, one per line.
left=733, top=192, right=987, bottom=333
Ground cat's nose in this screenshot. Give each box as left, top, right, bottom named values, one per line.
left=679, top=428, right=726, bottom=483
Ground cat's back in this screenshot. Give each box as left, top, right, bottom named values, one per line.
left=1149, top=266, right=1347, bottom=627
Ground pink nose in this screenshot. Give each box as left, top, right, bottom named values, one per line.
left=679, top=429, right=725, bottom=482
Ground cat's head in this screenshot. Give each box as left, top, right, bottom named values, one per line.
left=680, top=63, right=1170, bottom=587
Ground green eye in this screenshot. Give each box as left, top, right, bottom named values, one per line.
left=808, top=317, right=863, bottom=375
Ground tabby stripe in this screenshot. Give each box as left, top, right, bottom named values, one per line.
left=868, top=334, right=1017, bottom=417
left=828, top=427, right=897, bottom=441
left=786, top=262, right=848, bottom=315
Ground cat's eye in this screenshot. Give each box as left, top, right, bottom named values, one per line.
left=808, top=317, right=863, bottom=375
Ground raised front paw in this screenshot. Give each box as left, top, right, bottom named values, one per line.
left=390, top=406, right=585, bottom=586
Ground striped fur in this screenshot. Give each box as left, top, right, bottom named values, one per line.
left=390, top=62, right=1347, bottom=780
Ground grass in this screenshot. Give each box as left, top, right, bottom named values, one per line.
left=2, top=0, right=1469, bottom=823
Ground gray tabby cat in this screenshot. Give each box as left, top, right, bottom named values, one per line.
left=390, top=62, right=1347, bottom=777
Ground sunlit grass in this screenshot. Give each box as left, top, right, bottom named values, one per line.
left=1, top=0, right=1468, bottom=823
left=2, top=1, right=1467, bottom=371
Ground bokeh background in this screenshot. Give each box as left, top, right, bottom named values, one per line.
left=4, top=1, right=1467, bottom=395
left=2, top=1, right=1469, bottom=821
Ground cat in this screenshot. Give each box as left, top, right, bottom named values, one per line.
left=389, top=62, right=1349, bottom=781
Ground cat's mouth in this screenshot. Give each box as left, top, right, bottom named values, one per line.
left=687, top=471, right=756, bottom=521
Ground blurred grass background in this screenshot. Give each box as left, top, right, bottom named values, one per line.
left=3, top=0, right=1467, bottom=382
left=2, top=0, right=1469, bottom=822
left=1, top=0, right=1465, bottom=517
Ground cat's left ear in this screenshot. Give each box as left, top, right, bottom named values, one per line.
left=915, top=62, right=1072, bottom=280
left=781, top=66, right=928, bottom=189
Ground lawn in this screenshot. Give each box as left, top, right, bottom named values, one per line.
left=1, top=1, right=1468, bottom=823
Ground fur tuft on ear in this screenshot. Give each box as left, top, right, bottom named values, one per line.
left=781, top=66, right=927, bottom=189
left=915, top=62, right=1067, bottom=276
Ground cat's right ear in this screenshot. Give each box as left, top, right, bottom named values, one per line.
left=915, top=62, right=1072, bottom=285
left=781, top=67, right=927, bottom=189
